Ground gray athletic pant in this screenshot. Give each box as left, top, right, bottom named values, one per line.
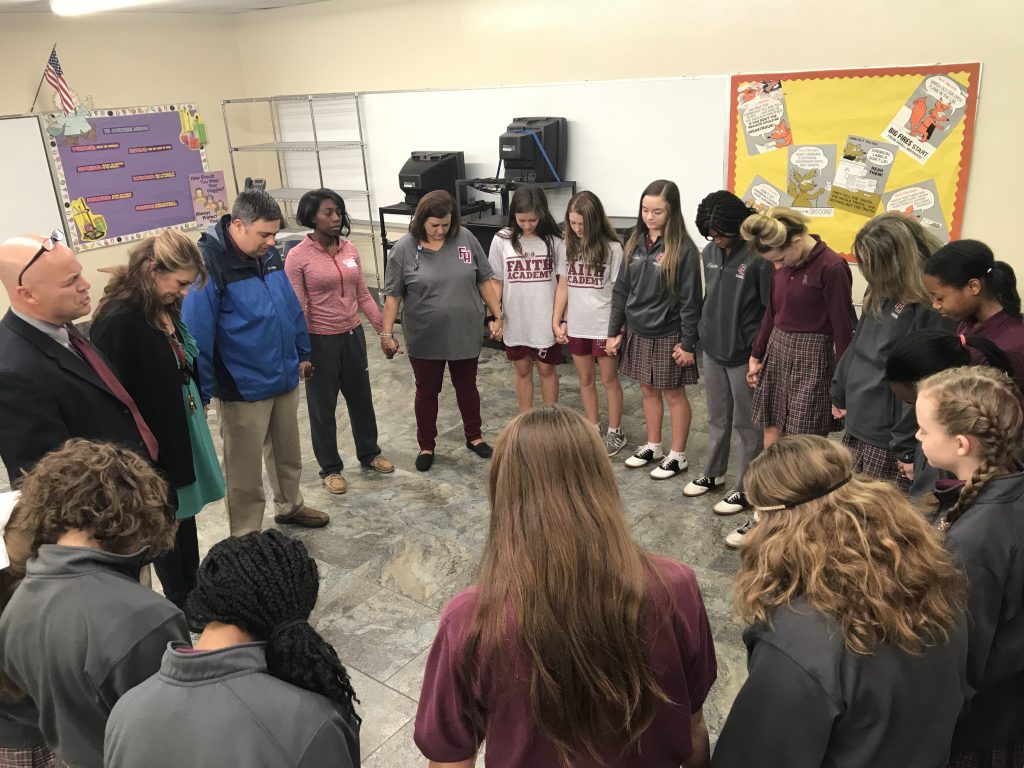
left=702, top=352, right=763, bottom=492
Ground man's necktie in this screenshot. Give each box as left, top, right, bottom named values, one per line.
left=65, top=324, right=159, bottom=462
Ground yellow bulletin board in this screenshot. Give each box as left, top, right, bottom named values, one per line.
left=728, top=64, right=981, bottom=260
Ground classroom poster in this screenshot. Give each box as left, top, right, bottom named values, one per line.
left=44, top=103, right=209, bottom=251
left=189, top=171, right=229, bottom=225
left=883, top=75, right=969, bottom=164
left=828, top=135, right=896, bottom=217
left=735, top=80, right=792, bottom=155
left=787, top=144, right=836, bottom=217
left=882, top=179, right=950, bottom=242
left=741, top=174, right=793, bottom=213
left=728, top=64, right=980, bottom=258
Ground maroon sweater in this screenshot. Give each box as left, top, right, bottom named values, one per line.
left=751, top=236, right=855, bottom=361
left=959, top=310, right=1024, bottom=389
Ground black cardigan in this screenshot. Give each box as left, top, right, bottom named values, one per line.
left=90, top=303, right=197, bottom=487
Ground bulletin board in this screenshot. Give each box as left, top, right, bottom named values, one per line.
left=41, top=103, right=210, bottom=251
left=727, top=64, right=981, bottom=258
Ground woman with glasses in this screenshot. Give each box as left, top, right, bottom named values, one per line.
left=90, top=229, right=224, bottom=621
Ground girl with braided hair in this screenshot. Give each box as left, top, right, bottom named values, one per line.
left=104, top=529, right=360, bottom=768
left=914, top=366, right=1024, bottom=766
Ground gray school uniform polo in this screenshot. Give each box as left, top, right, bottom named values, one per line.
left=105, top=642, right=359, bottom=768
left=0, top=545, right=189, bottom=768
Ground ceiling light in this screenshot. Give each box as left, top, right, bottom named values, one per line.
left=51, top=0, right=163, bottom=15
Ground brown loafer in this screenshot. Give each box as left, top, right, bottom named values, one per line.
left=322, top=474, right=347, bottom=494
left=365, top=455, right=395, bottom=473
left=274, top=505, right=330, bottom=528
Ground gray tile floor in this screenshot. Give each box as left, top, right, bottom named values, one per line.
left=1, top=320, right=750, bottom=765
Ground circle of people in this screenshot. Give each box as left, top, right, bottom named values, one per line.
left=0, top=177, right=1022, bottom=767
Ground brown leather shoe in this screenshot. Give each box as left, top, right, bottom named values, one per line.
left=322, top=474, right=347, bottom=494
left=274, top=505, right=330, bottom=528
left=365, top=455, right=395, bottom=473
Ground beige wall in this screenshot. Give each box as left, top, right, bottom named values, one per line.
left=1, top=0, right=1017, bottom=313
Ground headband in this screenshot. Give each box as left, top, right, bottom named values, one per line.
left=0, top=491, right=20, bottom=570
left=754, top=475, right=853, bottom=512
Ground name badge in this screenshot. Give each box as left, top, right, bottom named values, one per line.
left=458, top=246, right=473, bottom=264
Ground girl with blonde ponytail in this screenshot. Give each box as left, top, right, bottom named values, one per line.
left=914, top=366, right=1024, bottom=765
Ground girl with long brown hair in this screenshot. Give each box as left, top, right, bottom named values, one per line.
left=915, top=366, right=1024, bottom=765
left=713, top=434, right=968, bottom=768
left=415, top=405, right=717, bottom=768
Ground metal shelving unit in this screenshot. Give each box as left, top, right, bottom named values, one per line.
left=221, top=93, right=380, bottom=289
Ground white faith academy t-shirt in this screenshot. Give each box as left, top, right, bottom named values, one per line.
left=565, top=241, right=624, bottom=340
left=488, top=230, right=565, bottom=349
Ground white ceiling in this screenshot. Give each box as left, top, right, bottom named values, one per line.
left=0, top=0, right=326, bottom=12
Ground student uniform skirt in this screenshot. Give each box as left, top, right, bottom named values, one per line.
left=841, top=433, right=911, bottom=492
left=949, top=738, right=1024, bottom=768
left=752, top=329, right=834, bottom=436
left=620, top=331, right=698, bottom=389
left=0, top=745, right=65, bottom=768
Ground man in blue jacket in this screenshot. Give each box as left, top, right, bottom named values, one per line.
left=183, top=191, right=328, bottom=535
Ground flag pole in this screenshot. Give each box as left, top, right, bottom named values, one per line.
left=29, top=43, right=58, bottom=113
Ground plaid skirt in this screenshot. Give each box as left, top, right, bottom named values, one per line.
left=0, top=745, right=65, bottom=768
left=619, top=332, right=698, bottom=389
left=752, top=329, right=834, bottom=436
left=949, top=736, right=1024, bottom=768
left=842, top=433, right=911, bottom=492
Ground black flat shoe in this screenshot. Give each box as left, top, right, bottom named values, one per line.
left=466, top=440, right=493, bottom=458
left=415, top=453, right=434, bottom=472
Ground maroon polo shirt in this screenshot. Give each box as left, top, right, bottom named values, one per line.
left=751, top=236, right=855, bottom=360
left=414, top=556, right=717, bottom=767
left=959, top=310, right=1024, bottom=389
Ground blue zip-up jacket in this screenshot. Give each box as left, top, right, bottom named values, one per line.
left=182, top=215, right=310, bottom=403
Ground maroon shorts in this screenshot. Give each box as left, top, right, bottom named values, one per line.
left=567, top=336, right=609, bottom=358
left=505, top=343, right=564, bottom=364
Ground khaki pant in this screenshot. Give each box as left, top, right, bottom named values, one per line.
left=217, top=387, right=305, bottom=536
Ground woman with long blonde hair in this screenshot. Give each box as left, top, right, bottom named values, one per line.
left=415, top=405, right=717, bottom=768
left=915, top=366, right=1024, bottom=765
left=713, top=435, right=968, bottom=768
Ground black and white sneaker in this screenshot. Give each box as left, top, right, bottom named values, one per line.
left=650, top=454, right=688, bottom=480
left=714, top=490, right=750, bottom=516
left=683, top=475, right=725, bottom=497
left=724, top=516, right=756, bottom=549
left=625, top=446, right=662, bottom=468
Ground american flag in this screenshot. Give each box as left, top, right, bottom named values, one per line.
left=44, top=47, right=75, bottom=114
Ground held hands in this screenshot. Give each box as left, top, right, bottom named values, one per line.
left=488, top=318, right=504, bottom=342
left=299, top=361, right=314, bottom=381
left=605, top=334, right=623, bottom=356
left=831, top=405, right=848, bottom=419
left=380, top=334, right=401, bottom=359
left=553, top=321, right=568, bottom=345
left=746, top=357, right=763, bottom=388
left=672, top=344, right=695, bottom=367
left=897, top=461, right=915, bottom=481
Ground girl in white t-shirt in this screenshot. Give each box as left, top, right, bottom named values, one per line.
left=552, top=191, right=627, bottom=456
left=488, top=185, right=566, bottom=413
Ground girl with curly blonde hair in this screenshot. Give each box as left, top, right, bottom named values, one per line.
left=713, top=434, right=968, bottom=768
left=915, top=366, right=1024, bottom=766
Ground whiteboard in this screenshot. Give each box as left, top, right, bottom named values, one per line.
left=359, top=77, right=730, bottom=232
left=0, top=116, right=65, bottom=241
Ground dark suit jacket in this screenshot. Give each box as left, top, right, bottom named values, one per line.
left=90, top=303, right=196, bottom=488
left=0, top=310, right=145, bottom=485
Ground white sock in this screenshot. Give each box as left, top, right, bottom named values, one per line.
left=608, top=426, right=622, bottom=434
left=667, top=450, right=687, bottom=462
left=647, top=442, right=663, bottom=453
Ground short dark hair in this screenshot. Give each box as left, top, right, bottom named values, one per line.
left=232, top=190, right=283, bottom=226
left=296, top=188, right=351, bottom=236
left=409, top=190, right=460, bottom=242
left=885, top=328, right=1016, bottom=385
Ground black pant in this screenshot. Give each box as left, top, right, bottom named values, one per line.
left=153, top=516, right=199, bottom=608
left=306, top=327, right=381, bottom=476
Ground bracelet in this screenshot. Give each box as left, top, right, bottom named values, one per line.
left=485, top=313, right=505, bottom=322
left=379, top=333, right=394, bottom=340
left=559, top=320, right=567, bottom=325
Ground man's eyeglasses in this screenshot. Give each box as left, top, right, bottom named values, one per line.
left=18, top=229, right=65, bottom=286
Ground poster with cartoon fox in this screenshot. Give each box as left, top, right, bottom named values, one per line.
left=881, top=179, right=950, bottom=242
left=786, top=144, right=837, bottom=217
left=883, top=75, right=968, bottom=164
left=736, top=79, right=794, bottom=155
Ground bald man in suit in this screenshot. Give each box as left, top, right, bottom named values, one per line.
left=0, top=233, right=150, bottom=485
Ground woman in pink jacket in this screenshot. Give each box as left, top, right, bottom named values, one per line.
left=285, top=188, right=395, bottom=494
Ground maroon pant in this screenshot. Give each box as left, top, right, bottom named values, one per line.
left=408, top=356, right=482, bottom=451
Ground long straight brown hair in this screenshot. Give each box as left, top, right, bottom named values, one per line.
left=463, top=405, right=668, bottom=766
left=623, top=179, right=696, bottom=290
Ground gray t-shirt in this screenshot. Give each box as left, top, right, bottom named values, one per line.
left=488, top=230, right=565, bottom=349
left=564, top=242, right=623, bottom=340
left=385, top=229, right=493, bottom=360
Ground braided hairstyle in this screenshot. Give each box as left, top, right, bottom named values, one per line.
left=885, top=328, right=1016, bottom=387
left=187, top=530, right=360, bottom=722
left=695, top=190, right=756, bottom=240
left=917, top=366, right=1024, bottom=529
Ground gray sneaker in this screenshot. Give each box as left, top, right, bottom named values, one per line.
left=604, top=430, right=627, bottom=457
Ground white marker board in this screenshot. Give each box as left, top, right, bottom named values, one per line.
left=0, top=116, right=65, bottom=240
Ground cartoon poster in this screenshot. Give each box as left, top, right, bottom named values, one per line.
left=828, top=135, right=897, bottom=217
left=882, top=179, right=950, bottom=242
left=741, top=175, right=793, bottom=213
left=786, top=145, right=836, bottom=217
left=189, top=171, right=229, bottom=226
left=735, top=80, right=792, bottom=155
left=883, top=75, right=969, bottom=165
